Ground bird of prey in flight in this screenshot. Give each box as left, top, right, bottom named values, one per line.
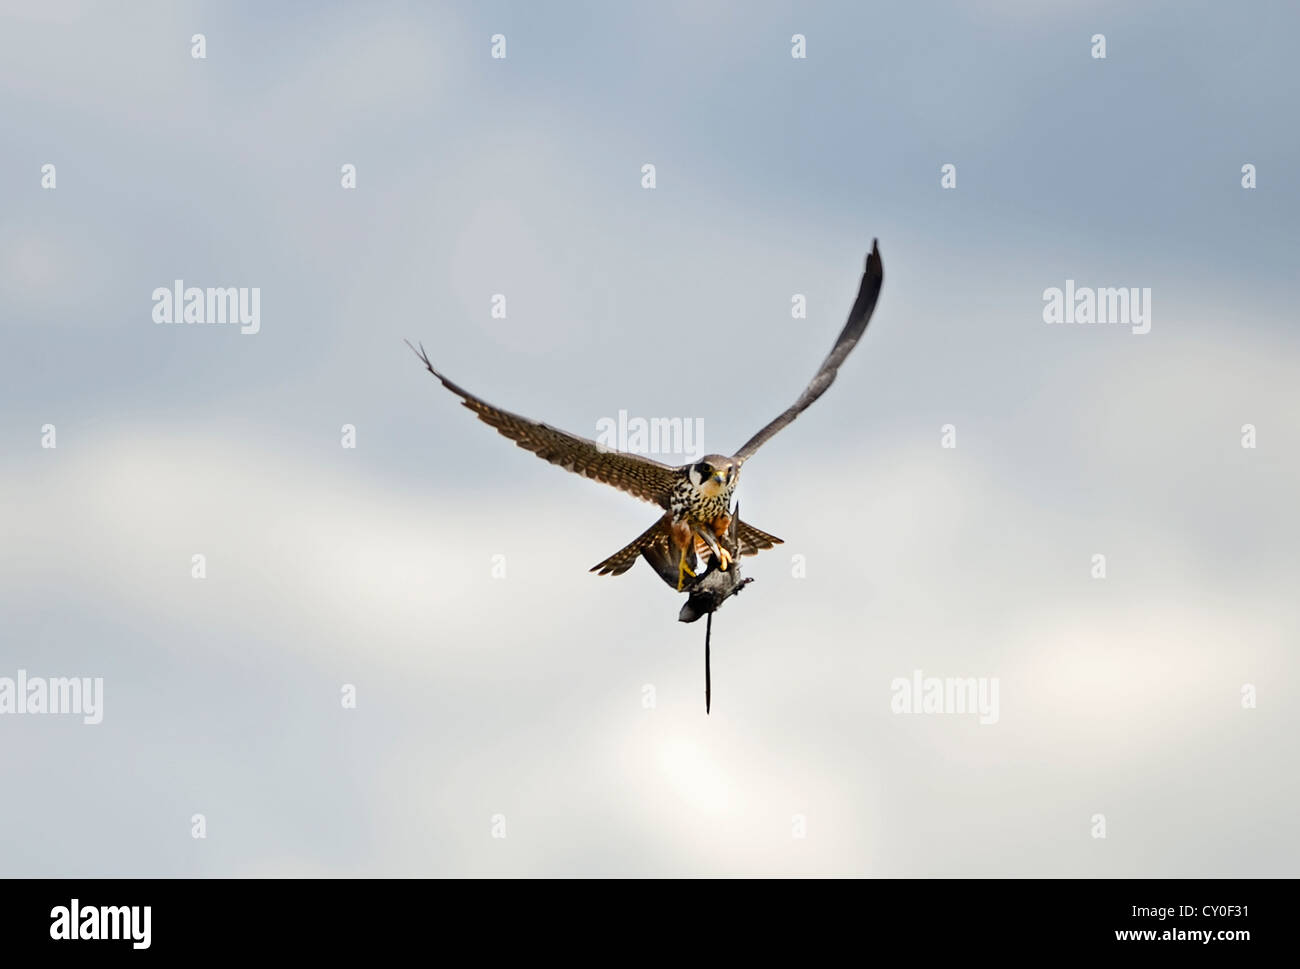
left=407, top=240, right=883, bottom=592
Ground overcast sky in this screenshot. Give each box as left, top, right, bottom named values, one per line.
left=1, top=0, right=1297, bottom=875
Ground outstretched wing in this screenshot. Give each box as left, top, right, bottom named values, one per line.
left=406, top=341, right=680, bottom=508
left=732, top=240, right=884, bottom=463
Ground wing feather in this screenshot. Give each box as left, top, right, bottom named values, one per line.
left=733, top=240, right=884, bottom=462
left=406, top=342, right=680, bottom=508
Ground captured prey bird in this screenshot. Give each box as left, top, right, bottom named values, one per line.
left=406, top=240, right=883, bottom=594
left=644, top=510, right=753, bottom=713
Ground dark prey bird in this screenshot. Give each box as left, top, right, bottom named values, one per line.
left=643, top=510, right=752, bottom=714
left=407, top=240, right=883, bottom=591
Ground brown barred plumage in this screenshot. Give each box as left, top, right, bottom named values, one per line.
left=406, top=240, right=881, bottom=591
left=406, top=343, right=680, bottom=508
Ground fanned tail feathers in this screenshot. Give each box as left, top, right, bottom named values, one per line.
left=590, top=518, right=783, bottom=577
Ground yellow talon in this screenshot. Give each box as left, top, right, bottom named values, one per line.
left=676, top=546, right=697, bottom=591
left=717, top=547, right=733, bottom=572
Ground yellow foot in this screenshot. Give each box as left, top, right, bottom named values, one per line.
left=717, top=546, right=733, bottom=572
left=676, top=548, right=697, bottom=591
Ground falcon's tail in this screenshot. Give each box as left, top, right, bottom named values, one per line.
left=590, top=518, right=783, bottom=577
left=735, top=520, right=783, bottom=557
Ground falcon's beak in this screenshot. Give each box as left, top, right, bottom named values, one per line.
left=711, top=470, right=727, bottom=485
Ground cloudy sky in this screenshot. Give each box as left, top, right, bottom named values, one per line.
left=2, top=0, right=1297, bottom=876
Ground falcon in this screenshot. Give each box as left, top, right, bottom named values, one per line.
left=408, top=240, right=883, bottom=591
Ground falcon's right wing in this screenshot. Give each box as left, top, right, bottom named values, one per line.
left=406, top=341, right=681, bottom=509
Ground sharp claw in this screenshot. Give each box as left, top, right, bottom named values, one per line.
left=676, top=546, right=697, bottom=591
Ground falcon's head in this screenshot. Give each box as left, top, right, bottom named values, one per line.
left=689, top=455, right=738, bottom=498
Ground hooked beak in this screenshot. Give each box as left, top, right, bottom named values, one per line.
left=710, top=470, right=727, bottom=485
